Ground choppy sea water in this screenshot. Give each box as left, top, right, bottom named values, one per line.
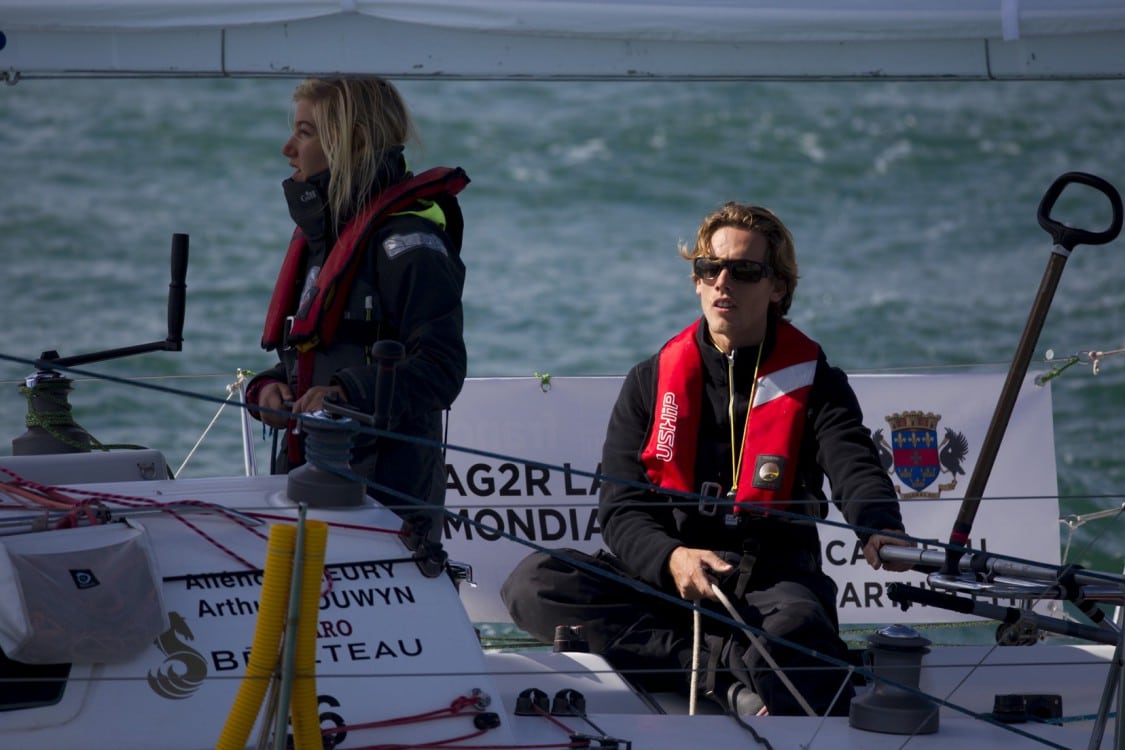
left=1, top=77, right=1123, bottom=580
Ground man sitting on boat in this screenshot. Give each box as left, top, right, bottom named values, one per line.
left=502, top=202, right=913, bottom=717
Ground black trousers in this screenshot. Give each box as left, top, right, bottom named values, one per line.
left=501, top=547, right=855, bottom=716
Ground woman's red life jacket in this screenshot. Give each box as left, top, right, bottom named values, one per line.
left=261, top=166, right=469, bottom=353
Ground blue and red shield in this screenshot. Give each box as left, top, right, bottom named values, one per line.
left=891, top=422, right=940, bottom=492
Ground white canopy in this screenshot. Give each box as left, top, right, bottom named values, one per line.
left=2, top=0, right=1125, bottom=80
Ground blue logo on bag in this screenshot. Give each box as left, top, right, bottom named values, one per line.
left=70, top=569, right=99, bottom=589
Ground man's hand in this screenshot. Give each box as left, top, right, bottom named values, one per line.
left=668, top=546, right=734, bottom=601
left=863, top=529, right=916, bottom=572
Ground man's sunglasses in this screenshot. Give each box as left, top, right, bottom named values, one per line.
left=693, top=257, right=774, bottom=284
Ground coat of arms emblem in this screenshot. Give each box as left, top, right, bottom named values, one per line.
left=874, top=411, right=970, bottom=499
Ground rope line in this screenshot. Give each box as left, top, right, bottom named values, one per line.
left=0, top=351, right=1121, bottom=748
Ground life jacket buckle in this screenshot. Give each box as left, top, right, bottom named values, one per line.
left=282, top=315, right=295, bottom=350
left=698, top=481, right=723, bottom=516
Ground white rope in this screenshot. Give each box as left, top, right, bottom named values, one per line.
left=174, top=380, right=241, bottom=477
left=709, top=583, right=818, bottom=718
left=689, top=604, right=701, bottom=715
left=1060, top=502, right=1125, bottom=565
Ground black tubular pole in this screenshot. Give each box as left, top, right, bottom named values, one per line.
left=41, top=232, right=191, bottom=369
left=941, top=172, right=1122, bottom=576
left=943, top=254, right=1067, bottom=571
left=167, top=233, right=189, bottom=348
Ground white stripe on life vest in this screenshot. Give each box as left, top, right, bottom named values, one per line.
left=753, top=360, right=816, bottom=408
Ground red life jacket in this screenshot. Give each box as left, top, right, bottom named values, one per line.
left=259, top=166, right=468, bottom=467
left=261, top=166, right=469, bottom=353
left=639, top=320, right=819, bottom=513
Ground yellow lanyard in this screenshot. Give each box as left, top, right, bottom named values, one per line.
left=726, top=343, right=765, bottom=496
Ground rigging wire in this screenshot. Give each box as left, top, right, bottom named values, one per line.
left=1036, top=347, right=1125, bottom=384
left=0, top=351, right=1122, bottom=747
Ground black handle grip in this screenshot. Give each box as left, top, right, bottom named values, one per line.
left=1037, top=171, right=1122, bottom=250
left=167, top=233, right=189, bottom=347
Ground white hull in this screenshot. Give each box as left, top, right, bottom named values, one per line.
left=0, top=468, right=1119, bottom=749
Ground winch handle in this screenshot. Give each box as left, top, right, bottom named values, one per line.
left=166, top=233, right=189, bottom=349
left=1037, top=171, right=1122, bottom=250
left=941, top=172, right=1120, bottom=578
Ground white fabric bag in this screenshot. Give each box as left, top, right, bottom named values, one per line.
left=0, top=520, right=168, bottom=664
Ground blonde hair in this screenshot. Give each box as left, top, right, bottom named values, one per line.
left=292, top=77, right=418, bottom=220
left=679, top=202, right=799, bottom=318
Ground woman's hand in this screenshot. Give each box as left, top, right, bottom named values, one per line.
left=256, top=381, right=295, bottom=429
left=291, top=384, right=347, bottom=415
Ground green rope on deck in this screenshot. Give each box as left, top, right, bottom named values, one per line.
left=19, top=379, right=148, bottom=453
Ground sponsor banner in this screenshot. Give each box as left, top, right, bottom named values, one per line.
left=155, top=560, right=434, bottom=689
left=442, top=373, right=1059, bottom=625
left=136, top=544, right=490, bottom=739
